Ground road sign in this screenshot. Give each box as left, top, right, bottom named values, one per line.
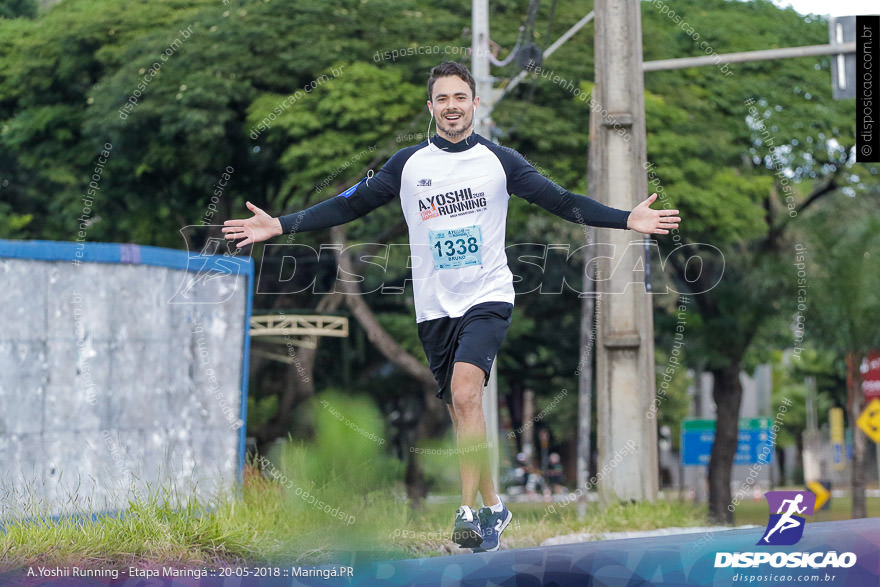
left=829, top=16, right=856, bottom=100
left=830, top=407, right=846, bottom=470
left=861, top=351, right=880, bottom=402
left=828, top=408, right=846, bottom=471
left=856, top=399, right=880, bottom=443
left=682, top=420, right=715, bottom=466
left=807, top=480, right=831, bottom=511
left=682, top=418, right=774, bottom=466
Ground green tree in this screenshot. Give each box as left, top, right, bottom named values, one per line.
left=634, top=0, right=867, bottom=523
left=0, top=0, right=468, bottom=500
left=769, top=348, right=840, bottom=485
left=804, top=194, right=880, bottom=518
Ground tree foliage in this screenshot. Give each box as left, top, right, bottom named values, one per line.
left=0, top=0, right=36, bottom=19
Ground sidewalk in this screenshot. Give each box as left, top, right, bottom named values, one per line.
left=540, top=524, right=760, bottom=546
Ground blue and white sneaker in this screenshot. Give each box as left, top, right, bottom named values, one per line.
left=451, top=505, right=483, bottom=548
left=474, top=503, right=512, bottom=552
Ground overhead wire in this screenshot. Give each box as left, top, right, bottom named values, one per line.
left=487, top=0, right=542, bottom=68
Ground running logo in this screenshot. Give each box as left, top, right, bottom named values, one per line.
left=418, top=178, right=432, bottom=186
left=758, top=490, right=816, bottom=546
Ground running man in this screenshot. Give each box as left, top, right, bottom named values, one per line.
left=762, top=494, right=807, bottom=543
left=223, top=61, right=680, bottom=552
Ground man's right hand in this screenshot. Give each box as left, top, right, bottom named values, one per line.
left=222, top=201, right=283, bottom=248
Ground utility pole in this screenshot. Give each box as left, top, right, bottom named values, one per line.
left=473, top=0, right=493, bottom=137
left=576, top=237, right=596, bottom=519
left=590, top=0, right=658, bottom=502
left=472, top=0, right=500, bottom=490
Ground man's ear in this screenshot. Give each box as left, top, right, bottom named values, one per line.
left=426, top=100, right=433, bottom=116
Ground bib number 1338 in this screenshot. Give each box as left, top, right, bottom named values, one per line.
left=429, top=225, right=482, bottom=270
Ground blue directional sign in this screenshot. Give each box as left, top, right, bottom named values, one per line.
left=682, top=418, right=774, bottom=466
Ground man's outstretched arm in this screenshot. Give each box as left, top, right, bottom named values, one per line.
left=222, top=179, right=390, bottom=247
left=520, top=179, right=632, bottom=229
left=223, top=152, right=405, bottom=248
left=524, top=182, right=680, bottom=234
left=275, top=178, right=391, bottom=234
left=490, top=142, right=680, bottom=234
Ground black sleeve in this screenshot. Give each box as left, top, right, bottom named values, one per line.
left=277, top=179, right=381, bottom=234
left=520, top=180, right=631, bottom=229
left=487, top=142, right=631, bottom=230
left=277, top=147, right=411, bottom=235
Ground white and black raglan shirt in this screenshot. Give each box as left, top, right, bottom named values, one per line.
left=279, top=133, right=631, bottom=323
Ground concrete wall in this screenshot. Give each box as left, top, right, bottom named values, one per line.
left=0, top=241, right=252, bottom=518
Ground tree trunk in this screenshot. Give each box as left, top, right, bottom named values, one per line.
left=775, top=445, right=786, bottom=487
left=522, top=388, right=535, bottom=457
left=708, top=360, right=743, bottom=524
left=847, top=352, right=867, bottom=519
left=405, top=440, right=429, bottom=508
left=506, top=379, right=525, bottom=453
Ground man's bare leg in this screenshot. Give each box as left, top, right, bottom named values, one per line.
left=447, top=404, right=458, bottom=438
left=449, top=362, right=499, bottom=509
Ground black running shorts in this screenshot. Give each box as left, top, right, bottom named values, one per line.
left=417, top=301, right=513, bottom=404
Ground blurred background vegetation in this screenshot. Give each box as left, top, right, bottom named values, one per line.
left=1, top=0, right=878, bottom=524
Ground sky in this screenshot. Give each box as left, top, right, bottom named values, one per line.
left=772, top=0, right=879, bottom=17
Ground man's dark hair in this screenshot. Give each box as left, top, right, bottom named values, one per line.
left=427, top=62, right=476, bottom=100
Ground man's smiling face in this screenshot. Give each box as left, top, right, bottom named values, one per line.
left=428, top=75, right=480, bottom=142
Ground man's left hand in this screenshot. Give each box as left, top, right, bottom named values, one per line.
left=627, top=193, right=680, bottom=234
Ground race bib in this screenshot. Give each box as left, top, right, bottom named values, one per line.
left=428, top=225, right=483, bottom=270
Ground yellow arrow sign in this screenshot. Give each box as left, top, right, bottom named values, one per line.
left=807, top=480, right=831, bottom=511
left=857, top=399, right=880, bottom=443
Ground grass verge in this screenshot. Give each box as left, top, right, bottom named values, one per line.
left=2, top=392, right=876, bottom=568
